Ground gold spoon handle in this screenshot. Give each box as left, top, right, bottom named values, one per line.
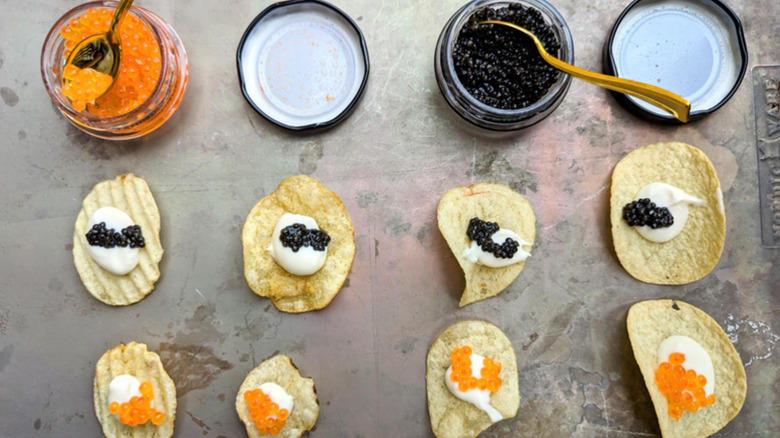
left=107, top=0, right=135, bottom=44
left=482, top=21, right=691, bottom=123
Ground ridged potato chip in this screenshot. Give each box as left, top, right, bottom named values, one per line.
left=93, top=342, right=176, bottom=438
left=437, top=183, right=535, bottom=306
left=73, top=173, right=163, bottom=305
left=236, top=354, right=319, bottom=438
left=627, top=300, right=746, bottom=438
left=426, top=320, right=520, bottom=438
left=610, top=142, right=725, bottom=284
left=242, top=175, right=355, bottom=313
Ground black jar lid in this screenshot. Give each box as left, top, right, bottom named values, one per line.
left=604, top=0, right=747, bottom=122
left=236, top=0, right=370, bottom=131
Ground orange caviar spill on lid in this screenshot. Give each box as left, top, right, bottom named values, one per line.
left=108, top=381, right=166, bottom=426
left=244, top=388, right=290, bottom=435
left=655, top=352, right=715, bottom=420
left=59, top=7, right=161, bottom=117
left=450, top=346, right=502, bottom=393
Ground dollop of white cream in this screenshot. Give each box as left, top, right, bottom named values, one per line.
left=633, top=183, right=705, bottom=243
left=445, top=353, right=503, bottom=423
left=462, top=228, right=532, bottom=268
left=657, top=335, right=715, bottom=396
left=257, top=382, right=294, bottom=417
left=85, top=207, right=139, bottom=275
left=267, top=213, right=327, bottom=276
left=108, top=375, right=143, bottom=419
left=715, top=187, right=724, bottom=215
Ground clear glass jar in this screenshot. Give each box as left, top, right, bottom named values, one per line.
left=41, top=1, right=189, bottom=140
left=435, top=0, right=574, bottom=131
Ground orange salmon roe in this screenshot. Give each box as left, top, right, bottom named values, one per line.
left=655, top=352, right=716, bottom=420
left=108, top=381, right=166, bottom=427
left=59, top=7, right=161, bottom=117
left=450, top=346, right=502, bottom=393
left=244, top=388, right=290, bottom=435
left=61, top=65, right=114, bottom=111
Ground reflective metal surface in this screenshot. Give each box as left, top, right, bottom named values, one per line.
left=0, top=0, right=777, bottom=436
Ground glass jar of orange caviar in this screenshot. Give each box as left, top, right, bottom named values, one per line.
left=41, top=1, right=188, bottom=140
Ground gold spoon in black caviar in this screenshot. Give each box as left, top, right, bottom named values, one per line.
left=481, top=20, right=691, bottom=123
left=62, top=0, right=135, bottom=96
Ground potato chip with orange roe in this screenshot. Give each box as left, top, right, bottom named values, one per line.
left=627, top=300, right=746, bottom=438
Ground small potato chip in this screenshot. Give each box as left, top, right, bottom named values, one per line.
left=242, top=175, right=355, bottom=313
left=610, top=142, right=725, bottom=284
left=627, top=300, right=746, bottom=438
left=236, top=354, right=319, bottom=438
left=437, top=183, right=536, bottom=306
left=93, top=342, right=176, bottom=438
left=426, top=320, right=520, bottom=438
left=73, top=173, right=163, bottom=305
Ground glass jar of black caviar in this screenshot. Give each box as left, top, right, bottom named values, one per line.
left=435, top=0, right=574, bottom=131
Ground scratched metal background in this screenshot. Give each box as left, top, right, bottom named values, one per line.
left=0, top=0, right=778, bottom=437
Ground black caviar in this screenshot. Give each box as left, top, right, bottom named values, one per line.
left=623, top=198, right=674, bottom=229
left=466, top=217, right=519, bottom=259
left=280, top=223, right=330, bottom=252
left=85, top=222, right=145, bottom=248
left=453, top=4, right=560, bottom=110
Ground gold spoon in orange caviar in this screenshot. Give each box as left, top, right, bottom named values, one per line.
left=481, top=21, right=691, bottom=123
left=62, top=0, right=135, bottom=97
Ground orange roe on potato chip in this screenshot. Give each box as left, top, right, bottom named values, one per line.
left=655, top=352, right=716, bottom=420
left=450, top=346, right=502, bottom=393
left=244, top=388, right=290, bottom=435
left=107, top=381, right=166, bottom=426
left=60, top=7, right=161, bottom=117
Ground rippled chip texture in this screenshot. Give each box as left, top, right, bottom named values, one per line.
left=426, top=320, right=520, bottom=438
left=236, top=354, right=319, bottom=438
left=611, top=142, right=725, bottom=284
left=627, top=300, right=746, bottom=438
left=242, top=175, right=355, bottom=313
left=437, top=182, right=535, bottom=306
left=73, top=173, right=163, bottom=305
left=94, top=342, right=176, bottom=438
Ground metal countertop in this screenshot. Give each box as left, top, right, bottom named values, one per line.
left=0, top=0, right=777, bottom=436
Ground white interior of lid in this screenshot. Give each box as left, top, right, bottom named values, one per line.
left=239, top=3, right=366, bottom=128
left=611, top=0, right=743, bottom=116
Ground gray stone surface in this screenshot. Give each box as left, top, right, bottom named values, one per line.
left=0, top=0, right=777, bottom=436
